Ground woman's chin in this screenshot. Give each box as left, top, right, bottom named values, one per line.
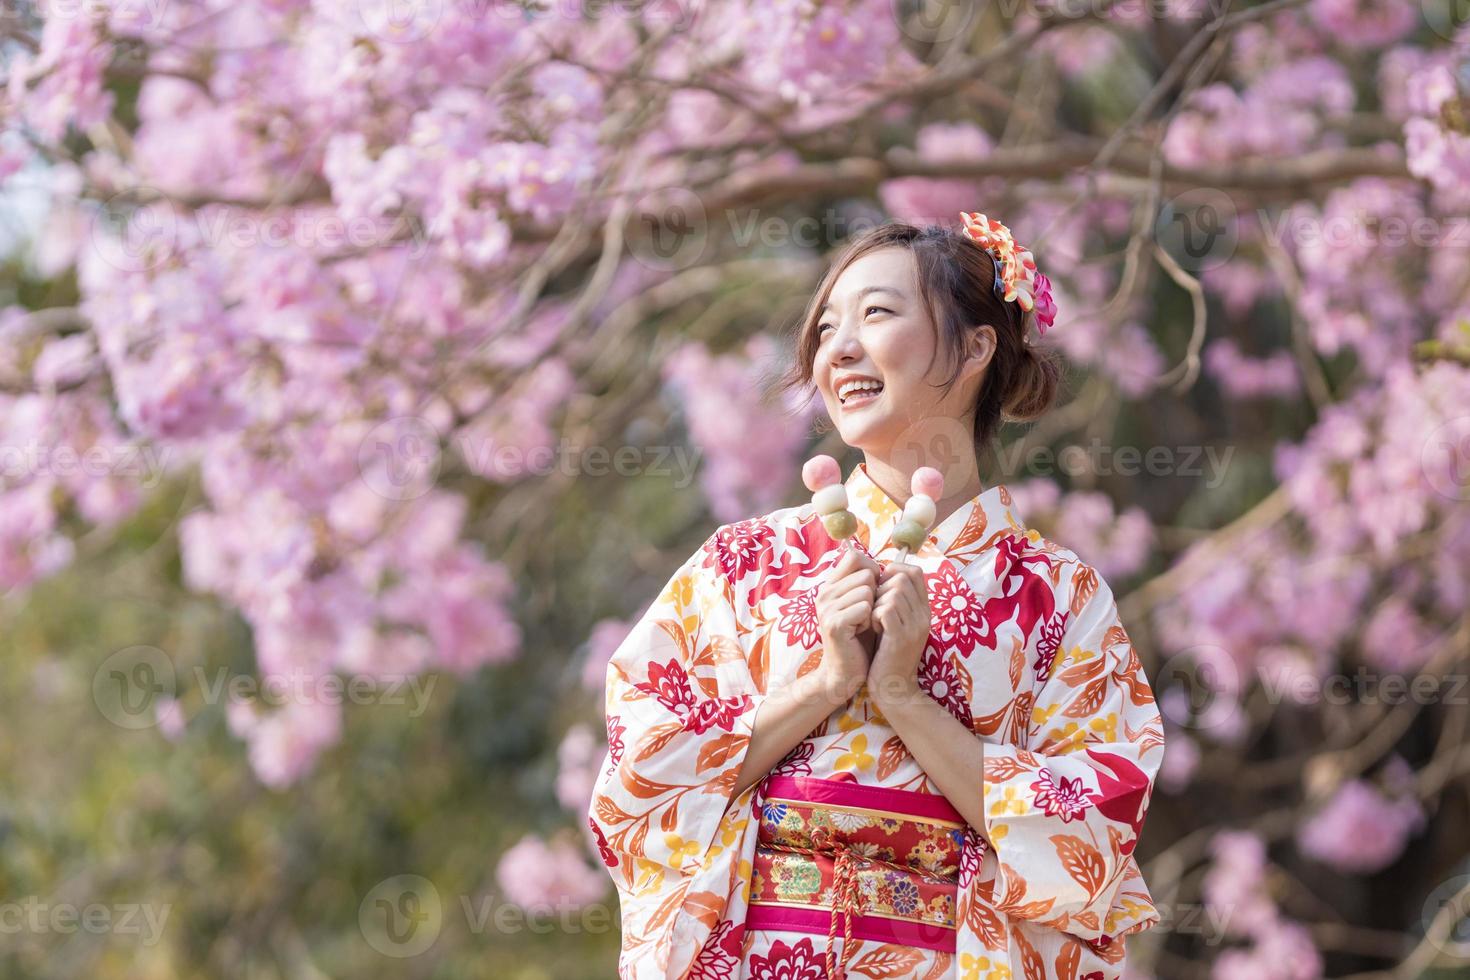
left=833, top=416, right=889, bottom=453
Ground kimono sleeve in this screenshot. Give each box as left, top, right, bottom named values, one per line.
left=979, top=563, right=1165, bottom=945
left=586, top=530, right=767, bottom=972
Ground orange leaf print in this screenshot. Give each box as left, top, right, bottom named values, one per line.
left=1102, top=623, right=1131, bottom=656
left=695, top=732, right=747, bottom=773
left=1016, top=927, right=1047, bottom=980
left=700, top=634, right=745, bottom=667
left=593, top=795, right=634, bottom=825
left=747, top=627, right=770, bottom=694
left=646, top=878, right=691, bottom=932
left=654, top=619, right=691, bottom=663
left=947, top=504, right=990, bottom=553
left=636, top=721, right=685, bottom=762
left=703, top=765, right=741, bottom=796
left=1069, top=565, right=1099, bottom=615
left=920, top=952, right=953, bottom=980
left=984, top=754, right=1035, bottom=783
left=1059, top=654, right=1107, bottom=687
left=660, top=803, right=680, bottom=832
left=1062, top=677, right=1110, bottom=718
left=683, top=890, right=726, bottom=930
left=1050, top=834, right=1106, bottom=897
left=796, top=644, right=823, bottom=678
left=1054, top=937, right=1083, bottom=980
left=1071, top=910, right=1100, bottom=933
left=877, top=735, right=907, bottom=779
left=998, top=863, right=1027, bottom=909
left=1008, top=634, right=1025, bottom=689
left=621, top=766, right=681, bottom=799
left=848, top=945, right=926, bottom=977
left=964, top=895, right=1008, bottom=949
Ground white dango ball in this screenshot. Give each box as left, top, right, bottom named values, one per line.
left=901, top=493, right=936, bottom=528
left=812, top=484, right=849, bottom=516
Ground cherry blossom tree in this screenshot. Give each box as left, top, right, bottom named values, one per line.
left=3, top=0, right=1469, bottom=975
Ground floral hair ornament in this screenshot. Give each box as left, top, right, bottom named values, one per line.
left=958, top=211, right=1058, bottom=338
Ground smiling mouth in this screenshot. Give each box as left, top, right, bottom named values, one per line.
left=838, top=383, right=884, bottom=409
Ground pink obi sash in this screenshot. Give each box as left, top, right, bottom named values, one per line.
left=749, top=776, right=966, bottom=973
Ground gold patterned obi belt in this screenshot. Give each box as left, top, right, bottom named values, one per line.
left=749, top=775, right=965, bottom=960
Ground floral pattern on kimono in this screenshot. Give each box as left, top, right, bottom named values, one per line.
left=591, top=463, right=1165, bottom=979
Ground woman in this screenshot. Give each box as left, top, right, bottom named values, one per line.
left=589, top=215, right=1165, bottom=979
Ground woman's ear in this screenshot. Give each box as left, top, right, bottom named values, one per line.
left=961, top=325, right=997, bottom=382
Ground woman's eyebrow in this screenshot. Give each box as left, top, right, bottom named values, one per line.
left=819, top=285, right=906, bottom=313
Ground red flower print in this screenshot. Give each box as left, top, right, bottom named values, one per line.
left=747, top=936, right=825, bottom=980
left=919, top=639, right=972, bottom=726
left=927, top=561, right=992, bottom=657
left=707, top=518, right=775, bottom=582
left=959, top=827, right=989, bottom=887
left=750, top=518, right=842, bottom=608
left=633, top=659, right=751, bottom=733
left=1033, top=608, right=1069, bottom=682
left=689, top=919, right=742, bottom=980
left=1030, top=769, right=1094, bottom=822
left=683, top=694, right=754, bottom=734
left=589, top=818, right=618, bottom=868
left=777, top=587, right=821, bottom=650
left=772, top=740, right=814, bottom=776
left=605, top=715, right=625, bottom=768
left=634, top=659, right=698, bottom=714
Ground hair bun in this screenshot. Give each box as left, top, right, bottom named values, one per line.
left=1001, top=342, right=1061, bottom=422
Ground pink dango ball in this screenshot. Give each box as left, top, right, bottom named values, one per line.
left=911, top=467, right=944, bottom=500
left=802, top=455, right=842, bottom=492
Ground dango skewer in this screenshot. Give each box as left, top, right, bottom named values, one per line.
left=890, top=467, right=944, bottom=564
left=802, top=454, right=858, bottom=542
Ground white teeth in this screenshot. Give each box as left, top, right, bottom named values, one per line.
left=837, top=379, right=883, bottom=403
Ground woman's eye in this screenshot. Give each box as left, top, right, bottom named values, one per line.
left=865, top=306, right=891, bottom=317
left=817, top=323, right=834, bottom=335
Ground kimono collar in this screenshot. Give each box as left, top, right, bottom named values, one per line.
left=843, top=461, right=1026, bottom=559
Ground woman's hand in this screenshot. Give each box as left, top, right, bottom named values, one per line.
left=868, top=560, right=930, bottom=708
left=813, top=543, right=881, bottom=706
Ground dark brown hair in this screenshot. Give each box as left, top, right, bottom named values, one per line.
left=777, top=222, right=1061, bottom=451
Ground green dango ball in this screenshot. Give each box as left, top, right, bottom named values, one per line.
left=822, top=510, right=857, bottom=540
left=891, top=517, right=928, bottom=551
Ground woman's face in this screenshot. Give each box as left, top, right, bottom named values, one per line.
left=812, top=246, right=991, bottom=456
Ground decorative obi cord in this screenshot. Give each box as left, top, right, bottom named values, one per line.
left=749, top=775, right=966, bottom=978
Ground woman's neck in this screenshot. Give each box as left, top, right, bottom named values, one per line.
left=861, top=453, right=985, bottom=528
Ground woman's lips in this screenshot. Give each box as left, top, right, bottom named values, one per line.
left=841, top=388, right=882, bottom=410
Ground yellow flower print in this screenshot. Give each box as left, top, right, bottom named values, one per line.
left=1061, top=643, right=1096, bottom=668
left=664, top=833, right=701, bottom=869
left=1031, top=702, right=1060, bottom=728
left=1048, top=721, right=1087, bottom=754
left=961, top=954, right=1013, bottom=980
left=835, top=734, right=875, bottom=772
left=1105, top=897, right=1150, bottom=931
left=1090, top=712, right=1118, bottom=742
left=633, top=857, right=666, bottom=895
left=855, top=481, right=899, bottom=523
left=990, top=823, right=1009, bottom=842
left=738, top=859, right=755, bottom=903
left=703, top=815, right=749, bottom=865
left=838, top=710, right=863, bottom=733
left=666, top=571, right=694, bottom=610
left=989, top=786, right=1026, bottom=817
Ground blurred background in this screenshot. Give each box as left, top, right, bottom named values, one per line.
left=2, top=0, right=1469, bottom=977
